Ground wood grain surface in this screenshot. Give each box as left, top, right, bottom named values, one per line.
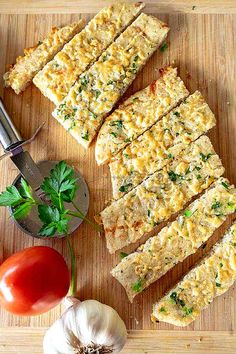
left=0, top=0, right=236, bottom=353
left=1, top=329, right=236, bottom=354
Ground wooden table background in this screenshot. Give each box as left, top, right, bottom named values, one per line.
left=0, top=1, right=236, bottom=353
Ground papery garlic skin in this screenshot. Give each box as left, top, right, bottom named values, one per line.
left=43, top=298, right=127, bottom=354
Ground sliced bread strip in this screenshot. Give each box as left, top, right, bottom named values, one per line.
left=95, top=66, right=189, bottom=165
left=3, top=21, right=85, bottom=94
left=151, top=220, right=236, bottom=327
left=52, top=13, right=169, bottom=148
left=110, top=91, right=216, bottom=199
left=33, top=2, right=145, bottom=105
left=111, top=177, right=236, bottom=302
left=97, top=135, right=224, bottom=254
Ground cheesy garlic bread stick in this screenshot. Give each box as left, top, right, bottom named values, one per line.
left=110, top=91, right=216, bottom=199
left=97, top=136, right=224, bottom=253
left=52, top=13, right=169, bottom=148
left=3, top=21, right=85, bottom=94
left=112, top=178, right=236, bottom=302
left=152, top=220, right=236, bottom=327
left=96, top=66, right=189, bottom=165
left=33, top=2, right=145, bottom=105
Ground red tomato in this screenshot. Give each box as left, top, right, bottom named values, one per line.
left=0, top=246, right=70, bottom=316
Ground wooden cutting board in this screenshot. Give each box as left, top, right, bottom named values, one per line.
left=0, top=1, right=236, bottom=353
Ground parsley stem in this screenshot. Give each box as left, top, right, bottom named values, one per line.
left=68, top=201, right=102, bottom=232
left=66, top=234, right=76, bottom=296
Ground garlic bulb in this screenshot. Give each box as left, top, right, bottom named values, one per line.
left=43, top=297, right=127, bottom=354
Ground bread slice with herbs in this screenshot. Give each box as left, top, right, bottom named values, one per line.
left=151, top=220, right=236, bottom=327
left=3, top=21, right=85, bottom=94
left=33, top=2, right=145, bottom=105
left=97, top=135, right=224, bottom=254
left=110, top=91, right=216, bottom=199
left=52, top=13, right=169, bottom=148
left=95, top=66, right=189, bottom=165
left=111, top=177, right=236, bottom=302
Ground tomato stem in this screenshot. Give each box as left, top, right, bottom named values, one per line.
left=66, top=235, right=76, bottom=296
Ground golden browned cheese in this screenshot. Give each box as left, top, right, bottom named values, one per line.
left=52, top=13, right=169, bottom=148
left=3, top=21, right=85, bottom=94
left=110, top=91, right=216, bottom=199
left=96, top=66, right=189, bottom=165
left=98, top=136, right=224, bottom=254
left=111, top=178, right=236, bottom=302
left=33, top=2, right=145, bottom=105
left=151, top=221, right=236, bottom=327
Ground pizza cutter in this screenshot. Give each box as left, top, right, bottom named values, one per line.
left=0, top=98, right=89, bottom=237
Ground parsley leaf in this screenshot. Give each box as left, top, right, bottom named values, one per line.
left=200, top=152, right=213, bottom=162
left=184, top=209, right=193, bottom=217
left=120, top=252, right=129, bottom=259
left=221, top=181, right=229, bottom=189
left=0, top=179, right=36, bottom=220
left=119, top=183, right=133, bottom=193
left=110, top=120, right=123, bottom=129
left=38, top=205, right=69, bottom=237
left=168, top=171, right=179, bottom=181
left=160, top=42, right=168, bottom=52
left=132, top=280, right=142, bottom=293
left=13, top=201, right=33, bottom=220
left=211, top=201, right=222, bottom=210
left=41, top=161, right=77, bottom=209
left=0, top=186, right=23, bottom=207
left=173, top=111, right=180, bottom=117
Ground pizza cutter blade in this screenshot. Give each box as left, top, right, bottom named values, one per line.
left=0, top=98, right=89, bottom=237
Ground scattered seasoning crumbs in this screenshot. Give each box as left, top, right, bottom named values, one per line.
left=220, top=262, right=223, bottom=268
left=216, top=282, right=221, bottom=288
left=110, top=132, right=118, bottom=138
left=160, top=42, right=168, bottom=52
left=125, top=138, right=131, bottom=143
left=123, top=153, right=129, bottom=158
left=184, top=210, right=193, bottom=217
left=120, top=252, right=128, bottom=259
left=167, top=153, right=173, bottom=159
left=196, top=174, right=202, bottom=179
left=148, top=209, right=151, bottom=217
left=132, top=280, right=142, bottom=293
left=192, top=5, right=196, bottom=10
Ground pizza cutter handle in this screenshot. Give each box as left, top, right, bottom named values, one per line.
left=0, top=97, right=23, bottom=151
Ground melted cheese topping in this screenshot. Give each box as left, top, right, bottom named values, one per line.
left=33, top=2, right=144, bottom=105
left=152, top=221, right=236, bottom=327
left=99, top=135, right=224, bottom=254
left=95, top=66, right=189, bottom=165
left=52, top=13, right=169, bottom=148
left=3, top=21, right=85, bottom=94
left=111, top=178, right=236, bottom=302
left=110, top=91, right=216, bottom=199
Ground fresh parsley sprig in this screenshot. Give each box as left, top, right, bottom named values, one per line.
left=0, top=161, right=101, bottom=236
